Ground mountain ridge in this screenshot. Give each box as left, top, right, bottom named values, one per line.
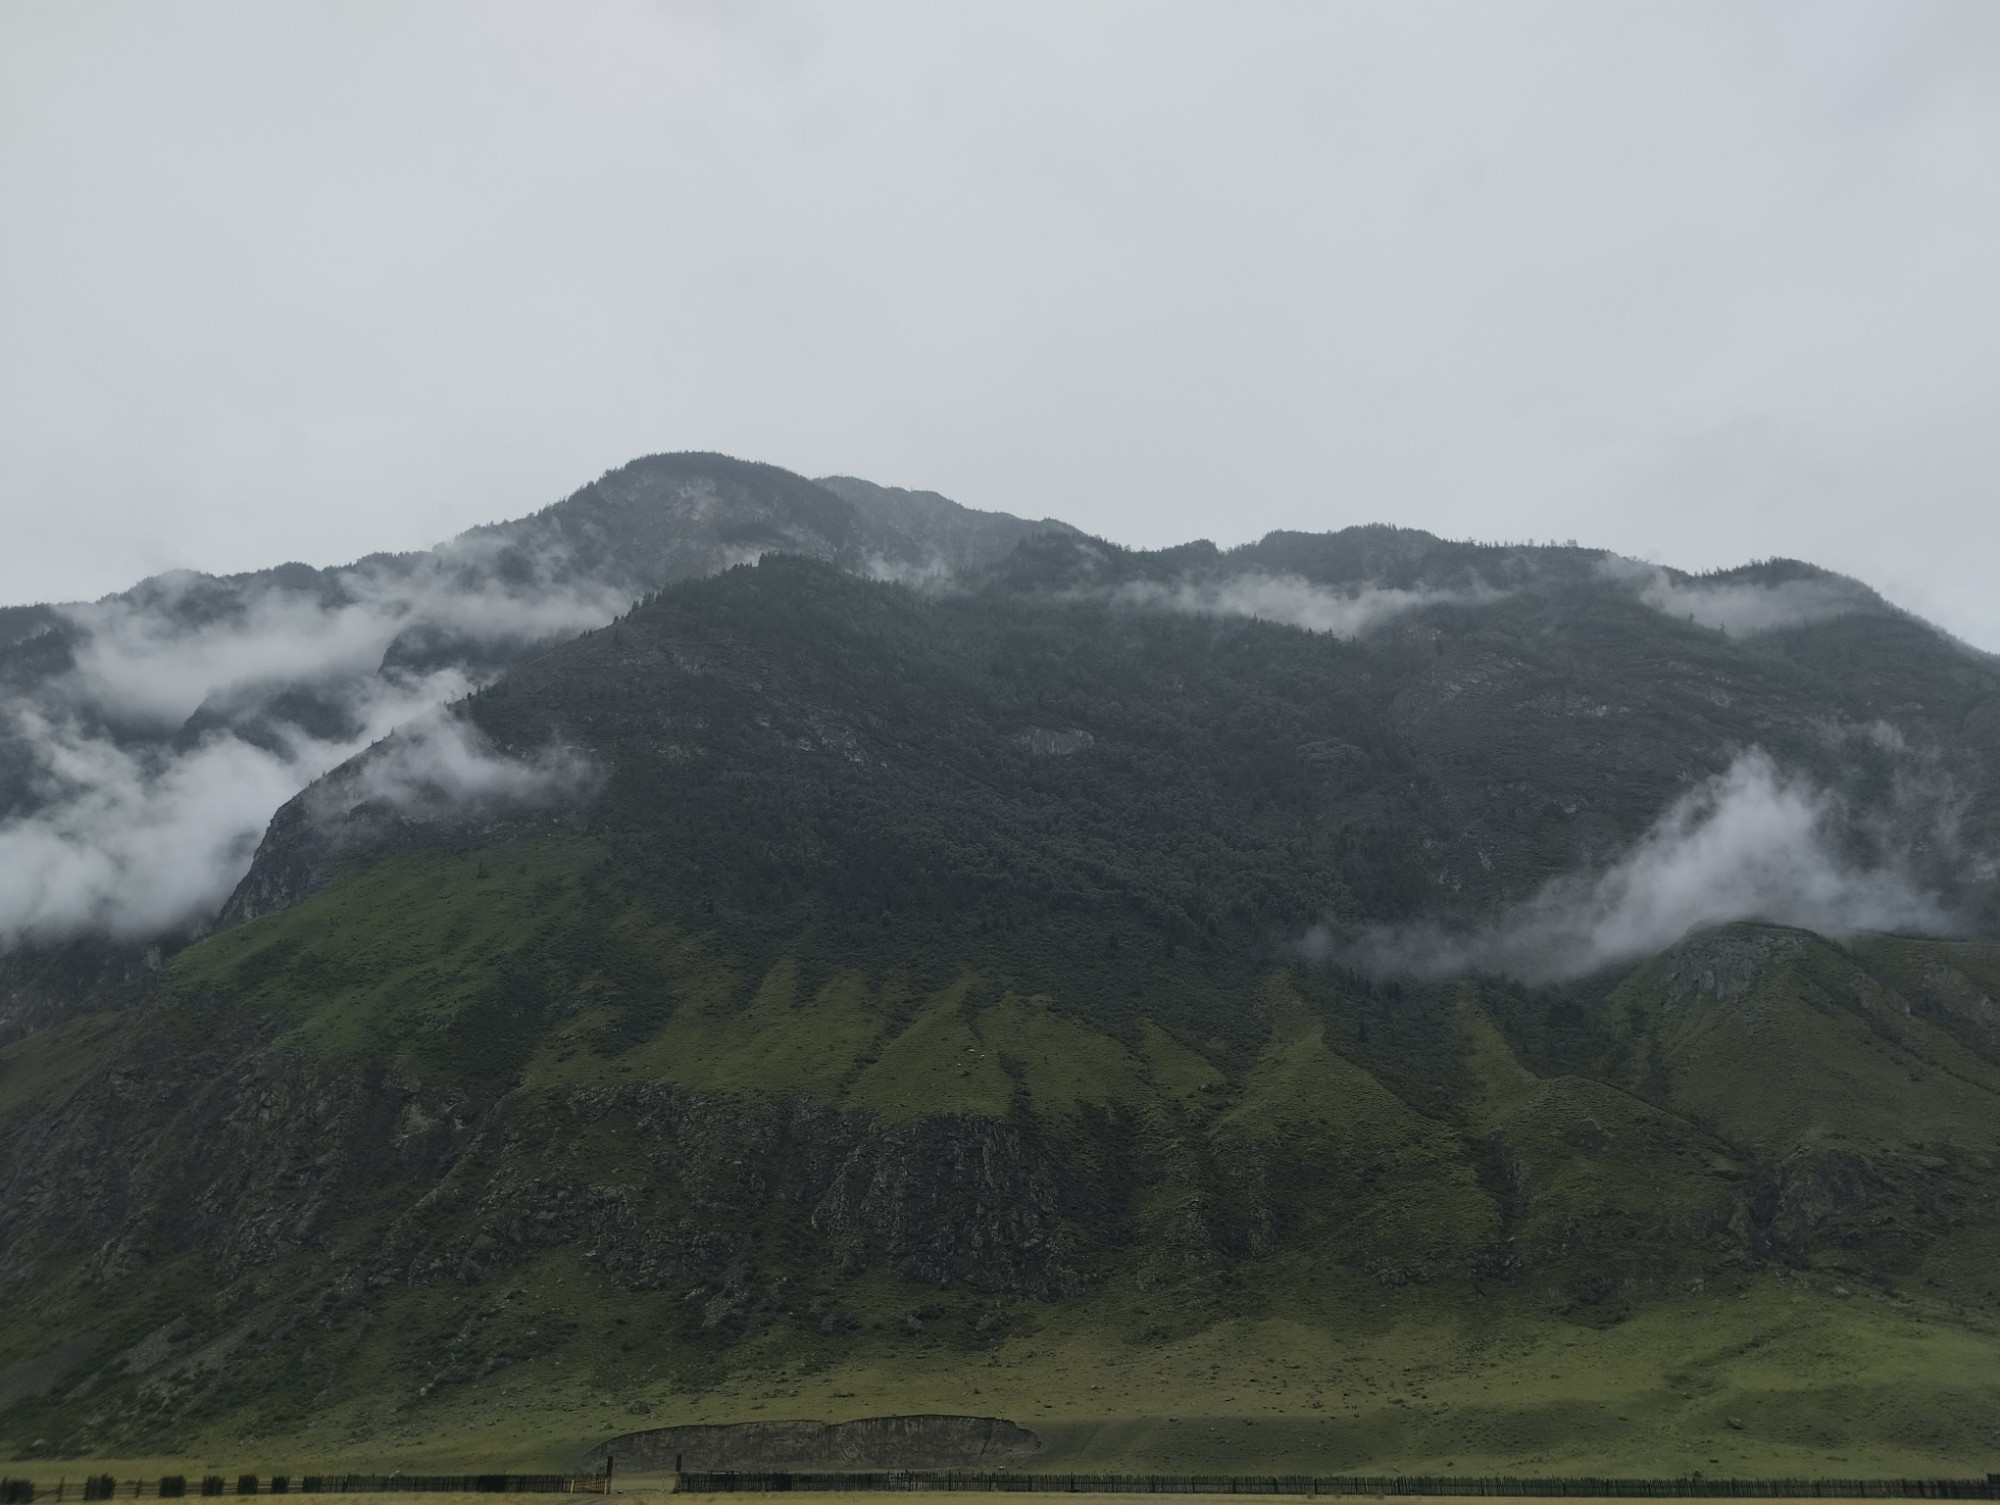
left=5, top=452, right=2000, bottom=1475
left=0, top=456, right=1075, bottom=1039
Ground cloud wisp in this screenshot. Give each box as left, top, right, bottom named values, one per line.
left=1602, top=558, right=1875, bottom=637
left=1111, top=572, right=1498, bottom=639
left=0, top=677, right=433, bottom=947
left=1323, top=749, right=1958, bottom=985
left=54, top=542, right=627, bottom=729
left=0, top=540, right=622, bottom=949
left=344, top=710, right=594, bottom=821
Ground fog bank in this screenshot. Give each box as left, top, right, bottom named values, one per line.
left=1114, top=572, right=1496, bottom=639
left=1323, top=749, right=1958, bottom=984
left=0, top=541, right=623, bottom=949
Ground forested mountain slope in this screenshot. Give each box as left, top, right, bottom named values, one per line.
left=232, top=535, right=2000, bottom=950
left=0, top=456, right=1069, bottom=1039
left=4, top=463, right=2000, bottom=1475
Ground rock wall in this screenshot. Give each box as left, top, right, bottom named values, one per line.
left=584, top=1414, right=1042, bottom=1471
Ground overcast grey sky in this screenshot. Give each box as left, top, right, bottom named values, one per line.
left=3, top=1, right=1997, bottom=643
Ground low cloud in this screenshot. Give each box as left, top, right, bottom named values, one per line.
left=1324, top=749, right=1957, bottom=984
left=1112, top=572, right=1497, bottom=638
left=56, top=542, right=627, bottom=729
left=0, top=671, right=457, bottom=947
left=1603, top=557, right=1871, bottom=637
left=0, top=538, right=624, bottom=949
left=341, top=711, right=594, bottom=819
left=861, top=553, right=960, bottom=592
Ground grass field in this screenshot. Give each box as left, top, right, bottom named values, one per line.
left=652, top=1496, right=1998, bottom=1504
left=17, top=1264, right=1996, bottom=1481
left=0, top=1493, right=1986, bottom=1505
left=14, top=870, right=2000, bottom=1480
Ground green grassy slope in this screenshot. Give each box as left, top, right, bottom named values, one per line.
left=7, top=547, right=2000, bottom=1472
left=6, top=851, right=2000, bottom=1471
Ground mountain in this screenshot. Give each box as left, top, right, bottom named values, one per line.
left=5, top=456, right=2000, bottom=1477
left=0, top=455, right=1073, bottom=1040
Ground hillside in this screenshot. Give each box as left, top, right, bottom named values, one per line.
left=5, top=460, right=2000, bottom=1476
left=0, top=456, right=1071, bottom=1040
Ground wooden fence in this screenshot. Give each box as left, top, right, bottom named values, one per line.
left=0, top=1475, right=610, bottom=1501
left=671, top=1473, right=2000, bottom=1498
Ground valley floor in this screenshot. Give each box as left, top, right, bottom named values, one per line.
left=24, top=1271, right=2000, bottom=1480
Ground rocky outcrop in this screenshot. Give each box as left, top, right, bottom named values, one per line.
left=0, top=1006, right=1100, bottom=1398
left=0, top=1003, right=475, bottom=1301
left=584, top=1413, right=1041, bottom=1471
left=1733, top=1145, right=1900, bottom=1260
left=0, top=1000, right=1102, bottom=1446
left=212, top=786, right=345, bottom=926
left=382, top=1086, right=1094, bottom=1306
left=1658, top=925, right=1814, bottom=1009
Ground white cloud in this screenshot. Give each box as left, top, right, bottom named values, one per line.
left=860, top=553, right=959, bottom=591
left=1111, top=572, right=1497, bottom=639
left=6, top=3, right=1996, bottom=650
left=55, top=544, right=626, bottom=728
left=1327, top=748, right=1956, bottom=984
left=1602, top=556, right=1875, bottom=636
left=0, top=667, right=461, bottom=947
left=343, top=710, right=593, bottom=819
left=0, top=540, right=622, bottom=948
left=0, top=709, right=308, bottom=945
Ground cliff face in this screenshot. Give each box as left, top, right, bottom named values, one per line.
left=0, top=1007, right=1098, bottom=1308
